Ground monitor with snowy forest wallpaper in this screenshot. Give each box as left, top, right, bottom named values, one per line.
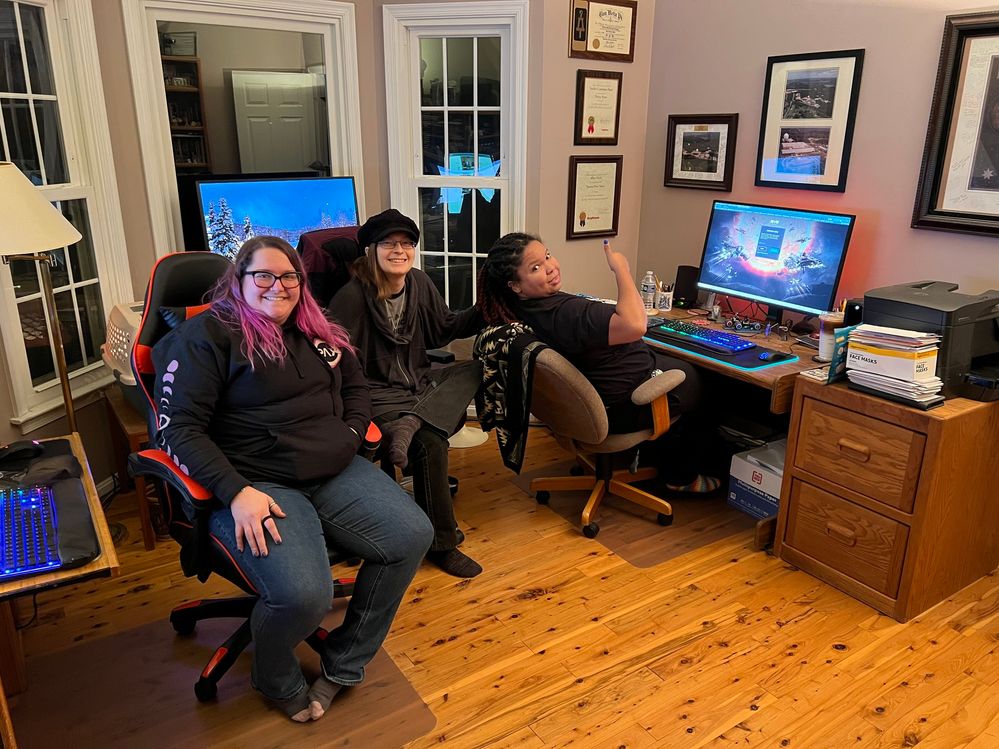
left=195, top=176, right=359, bottom=258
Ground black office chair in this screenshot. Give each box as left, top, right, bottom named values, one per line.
left=127, top=251, right=369, bottom=702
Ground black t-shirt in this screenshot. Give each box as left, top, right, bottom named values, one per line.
left=515, top=293, right=654, bottom=406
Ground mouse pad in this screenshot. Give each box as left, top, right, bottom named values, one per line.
left=644, top=336, right=798, bottom=370
left=509, top=460, right=757, bottom=568
left=12, top=602, right=437, bottom=748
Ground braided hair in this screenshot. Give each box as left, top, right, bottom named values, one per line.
left=477, top=232, right=540, bottom=325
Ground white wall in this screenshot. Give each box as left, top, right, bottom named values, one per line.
left=638, top=0, right=999, bottom=303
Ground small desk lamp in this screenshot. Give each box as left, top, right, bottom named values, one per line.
left=0, top=162, right=84, bottom=433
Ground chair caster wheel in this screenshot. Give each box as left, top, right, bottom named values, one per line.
left=171, top=615, right=196, bottom=636
left=448, top=475, right=459, bottom=497
left=657, top=513, right=673, bottom=527
left=194, top=679, right=217, bottom=702
left=582, top=522, right=600, bottom=538
left=569, top=464, right=584, bottom=476
left=535, top=491, right=550, bottom=505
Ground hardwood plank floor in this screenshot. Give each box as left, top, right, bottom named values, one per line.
left=11, top=429, right=999, bottom=747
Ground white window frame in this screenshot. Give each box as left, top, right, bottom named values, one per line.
left=0, top=0, right=131, bottom=431
left=121, top=0, right=366, bottom=257
left=383, top=1, right=529, bottom=265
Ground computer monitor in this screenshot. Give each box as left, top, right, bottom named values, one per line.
left=195, top=175, right=358, bottom=258
left=696, top=200, right=855, bottom=321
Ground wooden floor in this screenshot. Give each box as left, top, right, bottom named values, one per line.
left=12, top=429, right=999, bottom=748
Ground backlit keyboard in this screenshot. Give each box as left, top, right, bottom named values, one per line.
left=1, top=485, right=62, bottom=580
left=646, top=319, right=756, bottom=355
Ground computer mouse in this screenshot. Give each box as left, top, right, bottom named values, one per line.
left=0, top=439, right=43, bottom=465
left=758, top=352, right=792, bottom=362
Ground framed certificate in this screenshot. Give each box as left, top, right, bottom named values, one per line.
left=566, top=155, right=622, bottom=239
left=574, top=70, right=622, bottom=145
left=568, top=0, right=637, bottom=64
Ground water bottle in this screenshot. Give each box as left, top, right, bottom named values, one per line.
left=640, top=270, right=657, bottom=310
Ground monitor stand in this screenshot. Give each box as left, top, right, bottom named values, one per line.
left=765, top=305, right=785, bottom=325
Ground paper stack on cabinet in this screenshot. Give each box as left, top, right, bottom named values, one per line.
left=846, top=324, right=944, bottom=406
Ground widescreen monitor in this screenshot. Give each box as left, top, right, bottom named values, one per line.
left=696, top=200, right=855, bottom=320
left=195, top=175, right=358, bottom=258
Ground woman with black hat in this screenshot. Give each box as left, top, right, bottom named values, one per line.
left=328, top=209, right=485, bottom=578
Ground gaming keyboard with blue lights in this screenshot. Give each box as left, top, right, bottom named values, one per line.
left=1, top=485, right=62, bottom=581
left=646, top=319, right=757, bottom=355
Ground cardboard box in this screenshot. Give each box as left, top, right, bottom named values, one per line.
left=727, top=440, right=785, bottom=520
left=846, top=341, right=938, bottom=382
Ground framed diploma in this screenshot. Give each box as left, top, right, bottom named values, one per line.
left=568, top=0, right=637, bottom=64
left=566, top=155, right=623, bottom=239
left=574, top=70, right=623, bottom=145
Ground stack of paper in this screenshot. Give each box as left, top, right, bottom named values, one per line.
left=846, top=324, right=944, bottom=406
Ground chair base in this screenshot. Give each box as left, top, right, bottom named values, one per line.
left=530, top=453, right=673, bottom=537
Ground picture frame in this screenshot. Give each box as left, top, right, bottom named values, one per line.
left=568, top=0, right=637, bottom=64
left=755, top=49, right=864, bottom=192
left=664, top=113, right=739, bottom=191
left=566, top=155, right=622, bottom=240
left=574, top=70, right=623, bottom=145
left=160, top=30, right=197, bottom=57
left=913, top=11, right=999, bottom=237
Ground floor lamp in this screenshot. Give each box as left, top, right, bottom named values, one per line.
left=0, top=162, right=83, bottom=434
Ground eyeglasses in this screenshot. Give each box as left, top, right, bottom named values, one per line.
left=376, top=239, right=417, bottom=251
left=243, top=271, right=303, bottom=289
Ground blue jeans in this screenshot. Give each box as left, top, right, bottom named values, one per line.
left=205, top=456, right=433, bottom=700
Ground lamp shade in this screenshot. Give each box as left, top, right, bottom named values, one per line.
left=0, top=161, right=82, bottom=256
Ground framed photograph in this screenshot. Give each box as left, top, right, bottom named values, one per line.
left=755, top=49, right=864, bottom=192
left=664, top=113, right=739, bottom=191
left=568, top=0, right=637, bottom=63
left=913, top=12, right=999, bottom=236
left=574, top=70, right=622, bottom=145
left=566, top=155, right=622, bottom=240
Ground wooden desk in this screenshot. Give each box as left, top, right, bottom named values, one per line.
left=0, top=433, right=121, bottom=703
left=646, top=308, right=819, bottom=414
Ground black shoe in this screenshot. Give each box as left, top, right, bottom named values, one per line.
left=455, top=528, right=465, bottom=547
left=426, top=548, right=482, bottom=578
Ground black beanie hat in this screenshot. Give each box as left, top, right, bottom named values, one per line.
left=357, top=208, right=420, bottom=249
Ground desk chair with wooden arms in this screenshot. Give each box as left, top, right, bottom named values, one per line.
left=529, top=348, right=685, bottom=538
left=125, top=251, right=367, bottom=702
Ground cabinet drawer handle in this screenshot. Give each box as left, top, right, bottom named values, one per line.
left=836, top=438, right=871, bottom=462
left=825, top=521, right=857, bottom=546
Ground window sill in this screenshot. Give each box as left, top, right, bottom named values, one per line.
left=9, top=371, right=114, bottom=433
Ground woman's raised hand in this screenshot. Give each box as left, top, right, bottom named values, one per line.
left=602, top=239, right=630, bottom=277
left=231, top=485, right=286, bottom=556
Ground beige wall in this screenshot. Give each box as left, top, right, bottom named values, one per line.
left=637, top=0, right=999, bottom=304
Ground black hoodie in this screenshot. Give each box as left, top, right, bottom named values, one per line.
left=152, top=312, right=371, bottom=504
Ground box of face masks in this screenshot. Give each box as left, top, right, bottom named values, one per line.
left=727, top=439, right=786, bottom=519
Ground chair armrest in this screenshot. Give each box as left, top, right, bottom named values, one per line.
left=630, top=369, right=685, bottom=405
left=128, top=449, right=213, bottom=505
left=427, top=348, right=455, bottom=364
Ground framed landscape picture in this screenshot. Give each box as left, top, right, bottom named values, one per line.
left=664, top=113, right=738, bottom=191
left=574, top=69, right=622, bottom=145
left=755, top=49, right=864, bottom=192
left=913, top=11, right=999, bottom=236
left=566, top=155, right=622, bottom=239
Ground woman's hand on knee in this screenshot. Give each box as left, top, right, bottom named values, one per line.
left=231, top=486, right=286, bottom=556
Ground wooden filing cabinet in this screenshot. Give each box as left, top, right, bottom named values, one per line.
left=774, top=377, right=999, bottom=622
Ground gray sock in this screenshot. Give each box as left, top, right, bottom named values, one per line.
left=307, top=676, right=343, bottom=720
left=384, top=415, right=422, bottom=468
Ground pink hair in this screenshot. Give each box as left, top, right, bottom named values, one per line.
left=209, top=236, right=353, bottom=368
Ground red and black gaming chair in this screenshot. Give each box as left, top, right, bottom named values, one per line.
left=127, top=251, right=376, bottom=702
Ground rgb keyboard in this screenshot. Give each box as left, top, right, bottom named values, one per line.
left=646, top=319, right=757, bottom=355
left=1, top=485, right=62, bottom=580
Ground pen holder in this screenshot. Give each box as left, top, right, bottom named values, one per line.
left=655, top=289, right=673, bottom=312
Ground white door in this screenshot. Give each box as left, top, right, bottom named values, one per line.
left=231, top=71, right=321, bottom=172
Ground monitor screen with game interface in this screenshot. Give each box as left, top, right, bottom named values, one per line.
left=696, top=200, right=854, bottom=318
left=195, top=175, right=358, bottom=259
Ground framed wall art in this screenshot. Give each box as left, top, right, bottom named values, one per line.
left=566, top=155, right=622, bottom=239
left=664, top=113, right=738, bottom=191
left=913, top=11, right=999, bottom=236
left=755, top=49, right=864, bottom=192
left=568, top=0, right=637, bottom=63
left=574, top=69, right=622, bottom=145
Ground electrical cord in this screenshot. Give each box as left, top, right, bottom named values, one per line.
left=14, top=593, right=39, bottom=630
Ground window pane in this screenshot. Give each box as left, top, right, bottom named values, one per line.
left=19, top=2, right=54, bottom=95
left=2, top=98, right=41, bottom=183
left=35, top=100, right=67, bottom=183
left=0, top=1, right=27, bottom=93
left=447, top=112, right=473, bottom=169
left=54, top=288, right=82, bottom=371
left=46, top=247, right=68, bottom=288
left=420, top=252, right=445, bottom=299
left=448, top=189, right=472, bottom=254
left=419, top=187, right=444, bottom=254
left=421, top=111, right=444, bottom=176
left=478, top=37, right=501, bottom=106
left=75, top=284, right=105, bottom=366
left=62, top=199, right=97, bottom=281
left=479, top=113, right=501, bottom=175
left=420, top=37, right=443, bottom=106
left=448, top=257, right=472, bottom=310
left=19, top=298, right=54, bottom=385
left=446, top=37, right=474, bottom=107
left=475, top=188, right=501, bottom=253
left=10, top=254, right=38, bottom=298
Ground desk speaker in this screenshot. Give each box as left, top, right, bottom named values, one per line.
left=673, top=265, right=700, bottom=309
